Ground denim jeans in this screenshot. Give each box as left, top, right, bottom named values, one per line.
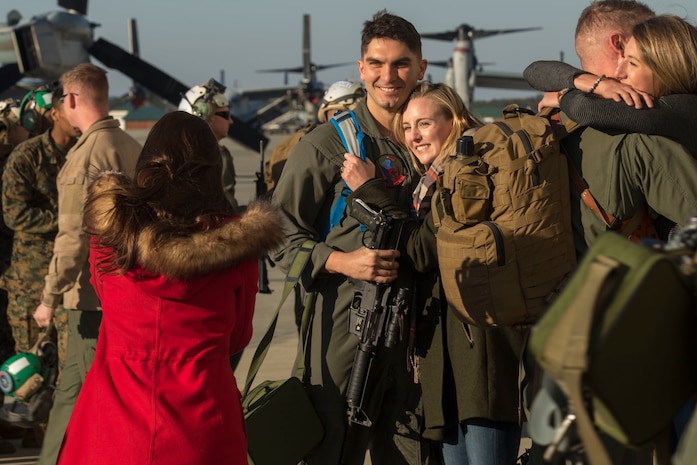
left=441, top=418, right=521, bottom=465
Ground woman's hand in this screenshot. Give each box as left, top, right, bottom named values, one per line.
left=594, top=77, right=654, bottom=108
left=573, top=74, right=654, bottom=109
left=538, top=91, right=561, bottom=112
left=341, top=154, right=376, bottom=191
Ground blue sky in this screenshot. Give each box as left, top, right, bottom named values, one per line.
left=8, top=0, right=696, bottom=101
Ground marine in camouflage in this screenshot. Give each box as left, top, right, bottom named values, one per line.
left=2, top=129, right=68, bottom=357
left=0, top=98, right=29, bottom=365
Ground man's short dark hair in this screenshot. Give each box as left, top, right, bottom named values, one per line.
left=361, top=10, right=422, bottom=59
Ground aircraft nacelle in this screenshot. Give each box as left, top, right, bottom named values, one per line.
left=9, top=11, right=92, bottom=80
left=452, top=39, right=475, bottom=108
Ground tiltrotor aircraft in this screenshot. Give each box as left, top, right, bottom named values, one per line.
left=422, top=23, right=542, bottom=108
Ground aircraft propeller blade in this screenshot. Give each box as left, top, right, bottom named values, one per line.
left=88, top=38, right=267, bottom=151
left=422, top=25, right=541, bottom=42
left=257, top=62, right=353, bottom=75
left=421, top=31, right=458, bottom=41
left=89, top=38, right=188, bottom=106
left=58, top=0, right=88, bottom=16
left=257, top=14, right=355, bottom=89
left=427, top=60, right=450, bottom=68
left=473, top=27, right=542, bottom=40
left=302, top=13, right=312, bottom=84
left=0, top=64, right=22, bottom=94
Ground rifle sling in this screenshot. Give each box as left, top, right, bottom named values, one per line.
left=564, top=152, right=647, bottom=236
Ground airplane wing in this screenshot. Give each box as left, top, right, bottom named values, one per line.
left=476, top=71, right=536, bottom=92
left=89, top=38, right=268, bottom=151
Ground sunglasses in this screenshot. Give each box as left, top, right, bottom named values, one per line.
left=59, top=92, right=79, bottom=103
left=214, top=111, right=231, bottom=120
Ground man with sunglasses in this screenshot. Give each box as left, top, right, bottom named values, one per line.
left=179, top=79, right=239, bottom=214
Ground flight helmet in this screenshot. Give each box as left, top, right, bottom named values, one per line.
left=317, top=80, right=365, bottom=123
left=178, top=78, right=229, bottom=121
left=20, top=83, right=55, bottom=134
left=0, top=324, right=58, bottom=427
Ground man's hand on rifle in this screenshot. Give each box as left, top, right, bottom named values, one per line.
left=325, top=247, right=400, bottom=283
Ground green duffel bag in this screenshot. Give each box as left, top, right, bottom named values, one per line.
left=241, top=241, right=324, bottom=465
left=243, top=377, right=324, bottom=465
left=529, top=231, right=697, bottom=465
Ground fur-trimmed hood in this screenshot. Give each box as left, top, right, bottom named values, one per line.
left=87, top=171, right=285, bottom=281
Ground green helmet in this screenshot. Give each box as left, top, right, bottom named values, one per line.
left=0, top=328, right=57, bottom=427
left=19, top=83, right=55, bottom=134
left=0, top=340, right=56, bottom=400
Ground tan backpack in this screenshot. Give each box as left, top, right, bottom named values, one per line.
left=433, top=104, right=579, bottom=328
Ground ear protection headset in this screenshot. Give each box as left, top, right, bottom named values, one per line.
left=192, top=96, right=213, bottom=120
left=178, top=78, right=228, bottom=121
left=20, top=86, right=54, bottom=133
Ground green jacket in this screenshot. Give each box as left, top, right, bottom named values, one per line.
left=272, top=101, right=415, bottom=291
left=270, top=99, right=418, bottom=410
left=565, top=127, right=697, bottom=255
left=41, top=117, right=141, bottom=311
left=348, top=177, right=526, bottom=441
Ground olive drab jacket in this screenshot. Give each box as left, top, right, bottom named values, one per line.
left=564, top=127, right=697, bottom=256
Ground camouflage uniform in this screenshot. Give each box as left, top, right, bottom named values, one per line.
left=1, top=130, right=68, bottom=369
left=0, top=144, right=15, bottom=366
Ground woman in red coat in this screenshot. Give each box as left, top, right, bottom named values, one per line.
left=56, top=111, right=284, bottom=465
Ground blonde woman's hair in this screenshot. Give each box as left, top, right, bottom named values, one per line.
left=632, top=15, right=697, bottom=97
left=393, top=82, right=482, bottom=175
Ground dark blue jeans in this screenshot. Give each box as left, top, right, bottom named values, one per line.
left=441, top=418, right=521, bottom=465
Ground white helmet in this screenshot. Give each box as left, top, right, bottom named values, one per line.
left=317, top=80, right=365, bottom=123
left=178, top=78, right=229, bottom=121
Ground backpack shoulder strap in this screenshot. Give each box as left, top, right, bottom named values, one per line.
left=542, top=254, right=620, bottom=465
left=540, top=106, right=582, bottom=138
left=324, top=110, right=366, bottom=238
left=330, top=110, right=366, bottom=161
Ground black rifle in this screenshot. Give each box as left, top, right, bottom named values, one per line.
left=344, top=198, right=408, bottom=427
left=256, top=140, right=272, bottom=294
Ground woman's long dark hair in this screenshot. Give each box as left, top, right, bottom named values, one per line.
left=84, top=111, right=234, bottom=274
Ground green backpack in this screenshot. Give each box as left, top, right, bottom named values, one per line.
left=529, top=230, right=697, bottom=464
